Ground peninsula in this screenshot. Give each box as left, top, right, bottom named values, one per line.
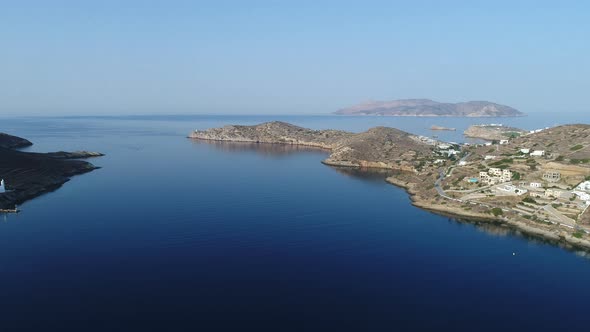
left=191, top=122, right=590, bottom=250
left=0, top=132, right=103, bottom=211
left=335, top=99, right=524, bottom=117
left=464, top=124, right=528, bottom=141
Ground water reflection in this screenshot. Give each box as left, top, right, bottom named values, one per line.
left=193, top=139, right=590, bottom=256
left=190, top=140, right=328, bottom=158
left=327, top=165, right=399, bottom=183
left=444, top=216, right=590, bottom=255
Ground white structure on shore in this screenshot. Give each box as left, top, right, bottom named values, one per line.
left=0, top=179, right=5, bottom=194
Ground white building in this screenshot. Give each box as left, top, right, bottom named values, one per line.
left=441, top=149, right=459, bottom=157
left=573, top=191, right=590, bottom=201
left=530, top=182, right=542, bottom=188
left=499, top=140, right=509, bottom=145
left=545, top=188, right=567, bottom=199
left=543, top=171, right=561, bottom=183
left=501, top=169, right=513, bottom=182
left=531, top=150, right=546, bottom=157
left=499, top=184, right=528, bottom=196
left=576, top=181, right=590, bottom=192
left=484, top=155, right=496, bottom=160
left=520, top=148, right=530, bottom=154
left=0, top=179, right=4, bottom=194
left=458, top=161, right=467, bottom=166
left=489, top=168, right=503, bottom=176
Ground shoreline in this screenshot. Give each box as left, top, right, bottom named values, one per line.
left=191, top=135, right=590, bottom=252
left=385, top=173, right=590, bottom=251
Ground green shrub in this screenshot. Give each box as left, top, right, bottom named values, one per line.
left=570, top=145, right=584, bottom=151
left=491, top=208, right=503, bottom=216
left=523, top=197, right=537, bottom=204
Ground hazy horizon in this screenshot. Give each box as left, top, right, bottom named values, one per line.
left=2, top=1, right=589, bottom=116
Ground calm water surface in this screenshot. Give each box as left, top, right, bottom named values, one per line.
left=1, top=114, right=589, bottom=331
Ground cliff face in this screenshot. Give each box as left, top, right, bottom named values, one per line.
left=335, top=99, right=524, bottom=117
left=190, top=122, right=434, bottom=172
left=0, top=134, right=102, bottom=210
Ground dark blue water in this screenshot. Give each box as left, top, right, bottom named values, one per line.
left=1, top=115, right=590, bottom=331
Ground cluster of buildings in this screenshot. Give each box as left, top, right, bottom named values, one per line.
left=479, top=168, right=513, bottom=185
left=517, top=148, right=546, bottom=157
left=436, top=143, right=460, bottom=158
left=524, top=179, right=590, bottom=206
left=573, top=181, right=590, bottom=204
left=416, top=135, right=440, bottom=146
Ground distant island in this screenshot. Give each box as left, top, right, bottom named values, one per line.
left=0, top=132, right=103, bottom=211
left=335, top=99, right=524, bottom=117
left=191, top=121, right=590, bottom=251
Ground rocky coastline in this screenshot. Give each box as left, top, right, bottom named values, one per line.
left=0, top=133, right=103, bottom=211
left=190, top=121, right=590, bottom=251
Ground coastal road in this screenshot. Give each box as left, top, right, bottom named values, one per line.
left=434, top=152, right=472, bottom=200
left=543, top=205, right=576, bottom=227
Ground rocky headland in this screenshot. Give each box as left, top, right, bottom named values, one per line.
left=190, top=121, right=434, bottom=172
left=0, top=133, right=103, bottom=211
left=464, top=124, right=528, bottom=141
left=191, top=121, right=590, bottom=251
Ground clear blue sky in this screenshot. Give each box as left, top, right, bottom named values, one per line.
left=1, top=0, right=589, bottom=115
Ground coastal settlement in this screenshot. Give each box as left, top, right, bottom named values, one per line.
left=191, top=122, right=590, bottom=250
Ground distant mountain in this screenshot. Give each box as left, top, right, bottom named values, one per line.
left=335, top=99, right=524, bottom=117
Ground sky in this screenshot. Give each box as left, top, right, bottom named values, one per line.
left=1, top=0, right=589, bottom=116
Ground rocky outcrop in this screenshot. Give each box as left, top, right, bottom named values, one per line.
left=0, top=133, right=33, bottom=149
left=45, top=151, right=105, bottom=159
left=190, top=121, right=349, bottom=149
left=190, top=122, right=434, bottom=172
left=430, top=125, right=456, bottom=131
left=336, top=99, right=524, bottom=117
left=0, top=135, right=102, bottom=210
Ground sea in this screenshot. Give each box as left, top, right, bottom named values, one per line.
left=0, top=113, right=589, bottom=331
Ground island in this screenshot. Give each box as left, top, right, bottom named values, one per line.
left=430, top=125, right=456, bottom=131
left=335, top=99, right=524, bottom=117
left=0, top=132, right=103, bottom=212
left=190, top=121, right=590, bottom=250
